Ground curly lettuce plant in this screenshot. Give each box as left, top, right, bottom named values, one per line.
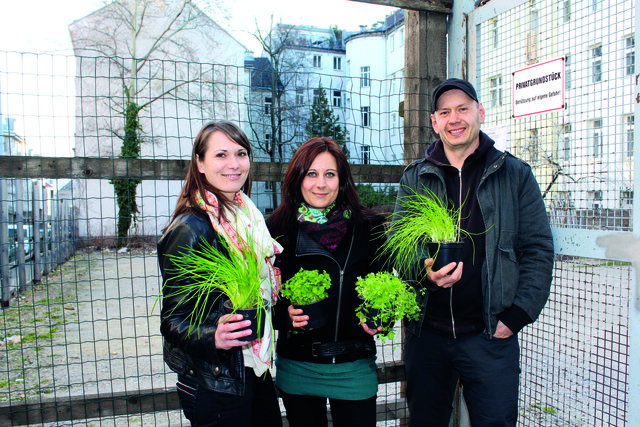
left=381, top=186, right=469, bottom=279
left=158, top=232, right=268, bottom=337
left=281, top=268, right=331, bottom=305
left=355, top=271, right=421, bottom=342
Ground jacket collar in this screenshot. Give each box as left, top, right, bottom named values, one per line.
left=425, top=130, right=496, bottom=167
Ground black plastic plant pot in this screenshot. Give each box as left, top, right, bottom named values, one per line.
left=223, top=299, right=268, bottom=342
left=293, top=298, right=328, bottom=330
left=361, top=305, right=394, bottom=332
left=427, top=241, right=464, bottom=272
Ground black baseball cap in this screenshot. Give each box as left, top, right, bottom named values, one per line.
left=431, top=78, right=478, bottom=112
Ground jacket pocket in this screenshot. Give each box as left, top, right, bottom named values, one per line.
left=496, top=231, right=518, bottom=307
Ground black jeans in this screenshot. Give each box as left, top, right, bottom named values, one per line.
left=176, top=369, right=282, bottom=427
left=404, top=329, right=520, bottom=427
left=278, top=388, right=377, bottom=427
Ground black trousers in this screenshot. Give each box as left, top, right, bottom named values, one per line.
left=278, top=388, right=377, bottom=427
left=176, top=369, right=282, bottom=427
left=404, top=329, right=520, bottom=427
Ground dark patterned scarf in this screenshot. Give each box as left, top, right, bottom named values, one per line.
left=297, top=203, right=350, bottom=251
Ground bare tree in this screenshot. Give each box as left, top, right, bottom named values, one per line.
left=70, top=0, right=237, bottom=246
left=246, top=19, right=307, bottom=209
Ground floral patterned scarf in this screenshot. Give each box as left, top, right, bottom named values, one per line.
left=297, top=202, right=351, bottom=251
left=195, top=190, right=282, bottom=376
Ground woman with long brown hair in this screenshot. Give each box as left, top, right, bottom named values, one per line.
left=266, top=137, right=387, bottom=427
left=157, top=121, right=283, bottom=427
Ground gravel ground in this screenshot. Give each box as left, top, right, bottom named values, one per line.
left=0, top=253, right=630, bottom=426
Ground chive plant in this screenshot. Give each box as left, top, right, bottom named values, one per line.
left=158, top=232, right=268, bottom=337
left=382, top=186, right=468, bottom=280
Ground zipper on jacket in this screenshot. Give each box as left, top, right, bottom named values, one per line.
left=296, top=230, right=355, bottom=363
left=332, top=269, right=346, bottom=364
left=449, top=168, right=463, bottom=339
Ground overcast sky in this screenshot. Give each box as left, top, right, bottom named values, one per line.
left=0, top=0, right=397, bottom=54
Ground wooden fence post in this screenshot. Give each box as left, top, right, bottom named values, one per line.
left=33, top=179, right=42, bottom=283
left=16, top=178, right=26, bottom=290
left=0, top=179, right=9, bottom=306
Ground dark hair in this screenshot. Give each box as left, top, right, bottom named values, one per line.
left=165, top=121, right=253, bottom=232
left=267, top=137, right=370, bottom=238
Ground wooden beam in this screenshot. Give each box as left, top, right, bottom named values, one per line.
left=0, top=156, right=405, bottom=183
left=0, top=363, right=405, bottom=425
left=348, top=0, right=452, bottom=13
left=403, top=10, right=448, bottom=163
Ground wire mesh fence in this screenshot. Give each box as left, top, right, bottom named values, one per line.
left=0, top=0, right=636, bottom=423
left=471, top=0, right=635, bottom=425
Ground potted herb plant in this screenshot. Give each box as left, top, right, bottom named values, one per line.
left=382, top=186, right=469, bottom=280
left=280, top=268, right=332, bottom=329
left=354, top=272, right=421, bottom=342
left=159, top=233, right=269, bottom=342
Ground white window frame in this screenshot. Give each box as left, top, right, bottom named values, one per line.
left=333, top=90, right=342, bottom=108
left=592, top=45, right=602, bottom=83
left=591, top=119, right=603, bottom=157
left=361, top=106, right=370, bottom=127
left=626, top=35, right=635, bottom=76
left=360, top=66, right=370, bottom=88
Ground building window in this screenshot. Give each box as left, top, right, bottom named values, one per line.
left=563, top=0, right=571, bottom=22
left=265, top=181, right=274, bottom=192
left=490, top=18, right=498, bottom=49
left=360, top=66, right=370, bottom=88
left=390, top=34, right=395, bottom=52
left=489, top=76, right=502, bottom=107
left=621, top=190, right=633, bottom=208
left=296, top=88, right=304, bottom=105
left=333, top=56, right=342, bottom=70
left=313, top=55, right=322, bottom=68
left=561, top=124, right=571, bottom=161
left=592, top=45, right=602, bottom=83
left=625, top=114, right=634, bottom=157
left=565, top=54, right=572, bottom=90
left=591, top=119, right=603, bottom=157
left=313, top=89, right=319, bottom=104
left=362, top=145, right=370, bottom=165
left=333, top=90, right=342, bottom=108
left=361, top=106, right=370, bottom=127
left=526, top=5, right=539, bottom=64
left=626, top=35, right=635, bottom=76
left=529, top=129, right=539, bottom=162
left=264, top=97, right=272, bottom=115
left=265, top=134, right=272, bottom=153
left=400, top=29, right=404, bottom=46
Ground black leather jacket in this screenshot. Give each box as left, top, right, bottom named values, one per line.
left=157, top=209, right=246, bottom=396
left=269, top=215, right=387, bottom=364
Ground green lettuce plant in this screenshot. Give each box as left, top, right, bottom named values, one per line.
left=281, top=268, right=331, bottom=305
left=355, top=271, right=421, bottom=342
left=157, top=232, right=268, bottom=338
left=381, top=186, right=469, bottom=279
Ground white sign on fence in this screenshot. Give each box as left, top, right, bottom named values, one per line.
left=512, top=57, right=565, bottom=118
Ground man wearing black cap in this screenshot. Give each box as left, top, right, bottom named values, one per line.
left=394, top=78, right=554, bottom=426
